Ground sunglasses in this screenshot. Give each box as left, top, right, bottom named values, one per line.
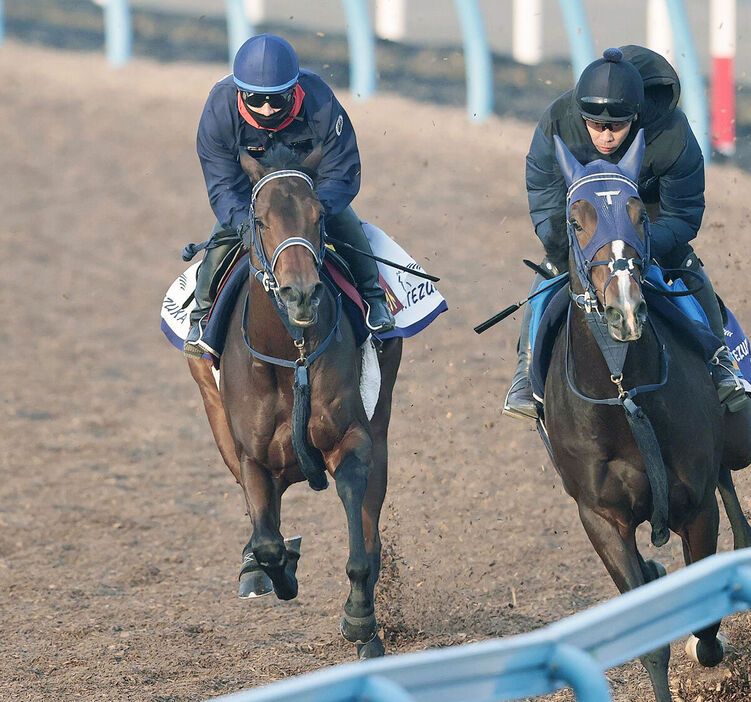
left=578, top=97, right=635, bottom=120
left=241, top=89, right=294, bottom=109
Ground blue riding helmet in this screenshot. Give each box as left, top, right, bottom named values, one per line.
left=232, top=34, right=299, bottom=93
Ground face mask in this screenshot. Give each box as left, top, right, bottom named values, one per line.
left=248, top=102, right=294, bottom=129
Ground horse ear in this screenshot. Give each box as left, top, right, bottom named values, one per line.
left=301, top=144, right=323, bottom=173
left=618, top=128, right=645, bottom=182
left=239, top=150, right=267, bottom=183
left=554, top=135, right=584, bottom=187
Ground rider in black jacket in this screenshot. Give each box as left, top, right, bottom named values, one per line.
left=503, top=46, right=747, bottom=419
left=184, top=33, right=395, bottom=357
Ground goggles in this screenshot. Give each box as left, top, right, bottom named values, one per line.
left=578, top=96, right=636, bottom=121
left=241, top=88, right=295, bottom=110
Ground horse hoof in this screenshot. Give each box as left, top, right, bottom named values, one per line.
left=238, top=569, right=274, bottom=599
left=685, top=633, right=726, bottom=667
left=340, top=612, right=377, bottom=644
left=357, top=635, right=385, bottom=660
left=643, top=559, right=666, bottom=582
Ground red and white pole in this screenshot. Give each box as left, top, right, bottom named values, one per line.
left=710, top=0, right=736, bottom=156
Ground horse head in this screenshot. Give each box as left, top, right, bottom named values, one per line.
left=239, top=144, right=325, bottom=327
left=555, top=130, right=650, bottom=342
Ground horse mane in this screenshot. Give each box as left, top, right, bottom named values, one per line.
left=259, top=142, right=320, bottom=183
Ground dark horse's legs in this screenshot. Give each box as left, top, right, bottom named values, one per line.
left=577, top=504, right=672, bottom=702
left=679, top=493, right=725, bottom=668
left=335, top=450, right=378, bottom=644
left=718, top=466, right=751, bottom=549
left=355, top=337, right=402, bottom=659
left=240, top=455, right=300, bottom=601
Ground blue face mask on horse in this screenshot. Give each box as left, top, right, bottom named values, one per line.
left=555, top=129, right=651, bottom=322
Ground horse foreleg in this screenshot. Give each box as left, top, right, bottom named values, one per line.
left=577, top=504, right=672, bottom=702
left=678, top=494, right=725, bottom=668
left=332, top=448, right=377, bottom=645
left=718, top=466, right=751, bottom=550
left=240, top=455, right=299, bottom=601
left=187, top=357, right=242, bottom=484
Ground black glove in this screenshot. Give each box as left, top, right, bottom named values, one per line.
left=237, top=217, right=252, bottom=249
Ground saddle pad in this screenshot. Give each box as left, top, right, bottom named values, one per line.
left=160, top=221, right=447, bottom=358
left=528, top=269, right=749, bottom=401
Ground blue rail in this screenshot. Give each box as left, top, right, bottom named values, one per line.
left=205, top=548, right=751, bottom=702
left=342, top=0, right=377, bottom=100
left=665, top=0, right=711, bottom=162
left=225, top=0, right=253, bottom=67
left=454, top=0, right=493, bottom=122
left=557, top=0, right=595, bottom=80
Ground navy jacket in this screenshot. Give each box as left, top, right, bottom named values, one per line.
left=526, top=45, right=705, bottom=264
left=197, top=69, right=361, bottom=232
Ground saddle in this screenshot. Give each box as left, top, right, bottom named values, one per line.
left=528, top=267, right=744, bottom=401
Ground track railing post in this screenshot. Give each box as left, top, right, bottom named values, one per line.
left=557, top=0, right=595, bottom=82
left=664, top=0, right=711, bottom=163
left=454, top=0, right=493, bottom=122
left=342, top=0, right=377, bottom=100
left=0, top=0, right=5, bottom=45
left=103, top=0, right=132, bottom=67
left=549, top=644, right=612, bottom=701
left=226, top=0, right=254, bottom=67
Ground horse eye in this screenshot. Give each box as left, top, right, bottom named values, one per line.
left=570, top=219, right=583, bottom=232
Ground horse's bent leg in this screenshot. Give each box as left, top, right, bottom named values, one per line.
left=718, top=466, right=751, bottom=550
left=240, top=455, right=299, bottom=601
left=187, top=357, right=242, bottom=483
left=334, top=451, right=377, bottom=644
left=578, top=504, right=672, bottom=702
left=679, top=495, right=724, bottom=667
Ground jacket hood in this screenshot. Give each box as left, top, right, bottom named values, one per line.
left=620, top=45, right=680, bottom=132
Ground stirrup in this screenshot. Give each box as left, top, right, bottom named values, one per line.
left=364, top=299, right=395, bottom=333
left=502, top=375, right=538, bottom=421
left=710, top=347, right=749, bottom=413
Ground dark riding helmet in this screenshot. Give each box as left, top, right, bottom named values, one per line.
left=575, top=47, right=644, bottom=123
left=232, top=33, right=299, bottom=93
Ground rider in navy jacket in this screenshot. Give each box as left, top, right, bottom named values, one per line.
left=197, top=69, right=361, bottom=232
left=184, top=34, right=395, bottom=358
left=503, top=45, right=747, bottom=420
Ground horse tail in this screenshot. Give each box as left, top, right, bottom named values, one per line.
left=292, top=367, right=329, bottom=491
left=624, top=399, right=670, bottom=547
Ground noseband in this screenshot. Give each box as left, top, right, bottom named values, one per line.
left=247, top=169, right=326, bottom=299
left=566, top=172, right=651, bottom=314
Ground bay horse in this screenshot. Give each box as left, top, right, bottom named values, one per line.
left=187, top=143, right=402, bottom=659
left=541, top=130, right=751, bottom=701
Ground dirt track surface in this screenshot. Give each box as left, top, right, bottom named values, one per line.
left=3, top=42, right=751, bottom=702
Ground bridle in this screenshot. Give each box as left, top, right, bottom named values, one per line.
left=246, top=169, right=326, bottom=301
left=566, top=171, right=651, bottom=315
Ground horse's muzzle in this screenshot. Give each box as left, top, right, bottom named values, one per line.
left=279, top=281, right=324, bottom=327
left=604, top=298, right=647, bottom=342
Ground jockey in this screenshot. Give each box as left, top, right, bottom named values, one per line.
left=184, top=33, right=395, bottom=358
left=504, top=45, right=748, bottom=419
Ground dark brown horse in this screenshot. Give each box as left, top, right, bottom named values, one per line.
left=188, top=144, right=402, bottom=659
left=542, top=132, right=751, bottom=701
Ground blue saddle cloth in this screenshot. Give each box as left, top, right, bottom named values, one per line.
left=529, top=268, right=726, bottom=401
left=201, top=254, right=369, bottom=362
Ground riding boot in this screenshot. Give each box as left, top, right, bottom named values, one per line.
left=682, top=256, right=748, bottom=412
left=326, top=206, right=396, bottom=333
left=184, top=227, right=239, bottom=359
left=502, top=273, right=546, bottom=421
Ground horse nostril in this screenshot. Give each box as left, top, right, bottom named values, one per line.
left=310, top=282, right=324, bottom=305
left=605, top=306, right=623, bottom=327
left=636, top=300, right=648, bottom=323
left=279, top=286, right=301, bottom=305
